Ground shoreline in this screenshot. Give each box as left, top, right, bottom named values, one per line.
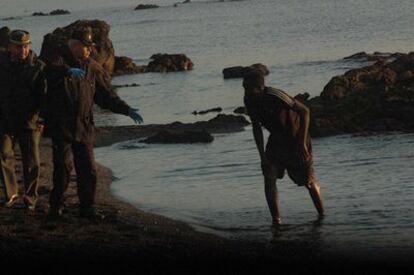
left=1, top=136, right=412, bottom=271
left=0, top=137, right=327, bottom=271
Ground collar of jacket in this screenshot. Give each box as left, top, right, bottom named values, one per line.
left=4, top=50, right=38, bottom=68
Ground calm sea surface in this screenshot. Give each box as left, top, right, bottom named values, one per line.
left=2, top=0, right=414, bottom=255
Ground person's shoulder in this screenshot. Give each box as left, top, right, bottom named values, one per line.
left=88, top=58, right=107, bottom=75
left=0, top=51, right=9, bottom=66
left=264, top=86, right=295, bottom=107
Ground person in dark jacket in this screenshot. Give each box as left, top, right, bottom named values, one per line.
left=0, top=30, right=47, bottom=211
left=44, top=27, right=143, bottom=220
left=243, top=70, right=324, bottom=226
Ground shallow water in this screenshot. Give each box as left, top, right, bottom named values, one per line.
left=3, top=0, right=414, bottom=253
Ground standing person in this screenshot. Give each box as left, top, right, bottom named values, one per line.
left=243, top=70, right=324, bottom=226
left=0, top=30, right=47, bottom=211
left=44, top=27, right=143, bottom=221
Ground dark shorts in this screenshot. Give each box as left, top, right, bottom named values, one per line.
left=265, top=138, right=315, bottom=187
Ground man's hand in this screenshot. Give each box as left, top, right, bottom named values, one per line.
left=68, top=68, right=86, bottom=78
left=129, top=108, right=144, bottom=124
left=261, top=157, right=277, bottom=178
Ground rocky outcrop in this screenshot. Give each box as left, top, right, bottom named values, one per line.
left=306, top=52, right=414, bottom=136
left=114, top=56, right=146, bottom=75
left=223, top=63, right=269, bottom=79
left=135, top=4, right=159, bottom=10
left=233, top=106, right=246, bottom=115
left=147, top=54, right=194, bottom=72
left=192, top=107, right=222, bottom=115
left=39, top=20, right=116, bottom=75
left=343, top=51, right=404, bottom=63
left=96, top=114, right=250, bottom=147
left=142, top=130, right=213, bottom=144
left=32, top=9, right=70, bottom=16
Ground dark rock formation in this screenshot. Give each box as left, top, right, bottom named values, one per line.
left=96, top=114, right=250, bottom=147
left=113, top=83, right=141, bottom=89
left=147, top=54, right=194, bottom=72
left=32, top=12, right=48, bottom=16
left=305, top=52, right=414, bottom=137
left=0, top=27, right=10, bottom=50
left=135, top=4, right=160, bottom=10
left=39, top=20, right=116, bottom=75
left=192, top=107, right=222, bottom=115
left=142, top=130, right=213, bottom=144
left=50, top=9, right=71, bottom=15
left=233, top=106, right=246, bottom=115
left=114, top=56, right=146, bottom=75
left=32, top=9, right=70, bottom=16
left=223, top=63, right=269, bottom=79
left=343, top=51, right=404, bottom=63
left=194, top=114, right=250, bottom=133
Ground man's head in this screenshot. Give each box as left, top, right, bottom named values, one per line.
left=8, top=30, right=31, bottom=61
left=243, top=70, right=265, bottom=96
left=68, top=27, right=95, bottom=60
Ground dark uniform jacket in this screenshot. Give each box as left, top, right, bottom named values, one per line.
left=45, top=54, right=130, bottom=143
left=0, top=51, right=47, bottom=132
left=244, top=86, right=311, bottom=160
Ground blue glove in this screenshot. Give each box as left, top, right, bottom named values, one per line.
left=129, top=108, right=144, bottom=124
left=68, top=68, right=86, bottom=78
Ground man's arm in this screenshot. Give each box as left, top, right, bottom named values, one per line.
left=252, top=119, right=265, bottom=160
left=94, top=67, right=131, bottom=116
left=292, top=99, right=311, bottom=154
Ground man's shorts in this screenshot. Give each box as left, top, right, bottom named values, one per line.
left=265, top=138, right=315, bottom=188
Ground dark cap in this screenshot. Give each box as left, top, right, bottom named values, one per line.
left=71, top=27, right=95, bottom=47
left=9, top=30, right=31, bottom=45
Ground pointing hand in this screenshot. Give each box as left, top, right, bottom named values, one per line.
left=129, top=108, right=144, bottom=124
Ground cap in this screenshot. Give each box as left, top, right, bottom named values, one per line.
left=71, top=27, right=95, bottom=47
left=9, top=30, right=31, bottom=45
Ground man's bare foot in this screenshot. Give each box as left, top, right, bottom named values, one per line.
left=272, top=217, right=282, bottom=228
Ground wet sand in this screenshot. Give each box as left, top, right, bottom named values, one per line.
left=0, top=135, right=410, bottom=273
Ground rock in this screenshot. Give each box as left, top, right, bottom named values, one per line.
left=50, top=9, right=71, bottom=15
left=192, top=107, right=222, bottom=115
left=114, top=56, right=147, bottom=75
left=32, top=12, right=48, bottom=16
left=308, top=52, right=414, bottom=136
left=142, top=130, right=213, bottom=144
left=2, top=16, right=22, bottom=21
left=343, top=51, right=404, bottom=63
left=223, top=63, right=269, bottom=79
left=233, top=106, right=246, bottom=114
left=32, top=9, right=70, bottom=16
left=194, top=114, right=250, bottom=133
left=113, top=83, right=141, bottom=88
left=147, top=54, right=194, bottom=72
left=96, top=114, right=250, bottom=147
left=39, top=20, right=116, bottom=75
left=0, top=26, right=10, bottom=50
left=135, top=4, right=159, bottom=10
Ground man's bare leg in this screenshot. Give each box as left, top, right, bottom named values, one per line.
left=264, top=176, right=281, bottom=226
left=306, top=179, right=324, bottom=217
